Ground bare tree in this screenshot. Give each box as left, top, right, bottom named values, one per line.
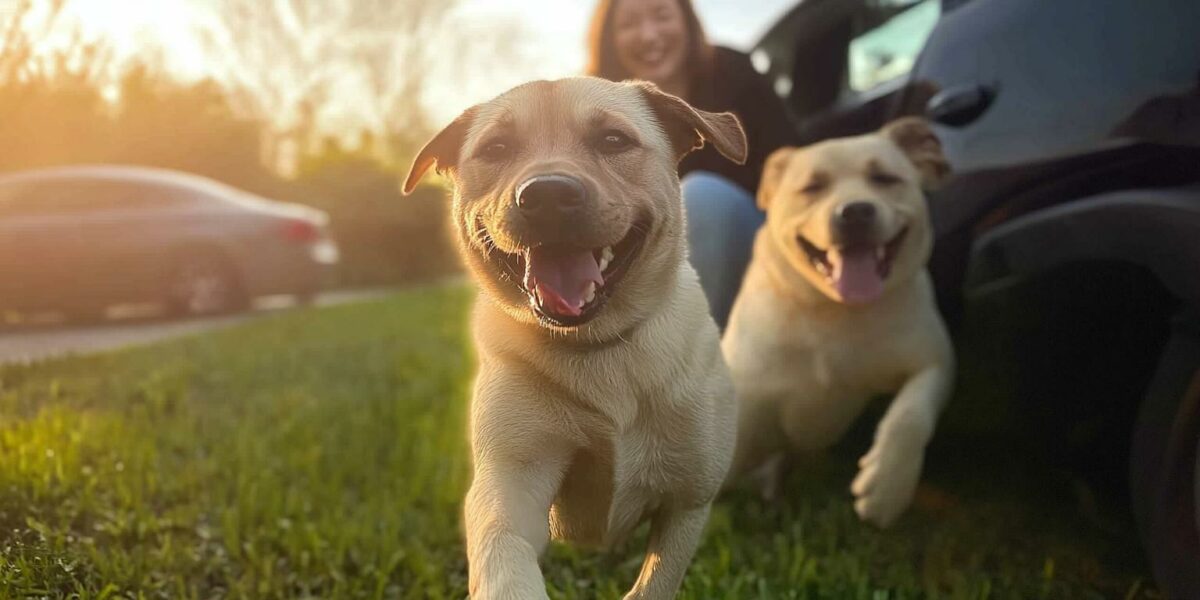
left=352, top=4, right=527, bottom=162
left=0, top=0, right=69, bottom=82
left=200, top=0, right=526, bottom=168
left=197, top=0, right=344, bottom=168
left=0, top=0, right=113, bottom=88
left=198, top=0, right=458, bottom=165
left=343, top=0, right=458, bottom=138
left=0, top=0, right=119, bottom=172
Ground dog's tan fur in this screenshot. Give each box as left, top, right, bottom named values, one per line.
left=723, top=118, right=954, bottom=527
left=405, top=77, right=746, bottom=599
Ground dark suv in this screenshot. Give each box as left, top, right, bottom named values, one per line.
left=754, top=0, right=1200, bottom=595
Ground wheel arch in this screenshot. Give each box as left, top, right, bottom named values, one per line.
left=966, top=186, right=1200, bottom=304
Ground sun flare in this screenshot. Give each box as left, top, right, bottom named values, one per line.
left=54, top=0, right=213, bottom=79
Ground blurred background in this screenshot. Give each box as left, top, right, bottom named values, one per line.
left=0, top=0, right=794, bottom=326
left=1, top=0, right=1199, bottom=597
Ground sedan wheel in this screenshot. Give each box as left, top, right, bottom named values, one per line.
left=1131, top=307, right=1200, bottom=598
left=166, top=255, right=244, bottom=316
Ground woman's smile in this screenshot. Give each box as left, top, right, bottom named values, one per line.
left=612, top=0, right=689, bottom=87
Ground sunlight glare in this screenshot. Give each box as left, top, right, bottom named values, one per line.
left=59, top=0, right=212, bottom=79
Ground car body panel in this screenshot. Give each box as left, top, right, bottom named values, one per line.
left=0, top=165, right=337, bottom=313
left=915, top=0, right=1200, bottom=171
left=755, top=0, right=1200, bottom=168
left=968, top=184, right=1200, bottom=303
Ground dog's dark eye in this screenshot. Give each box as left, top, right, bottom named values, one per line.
left=478, top=140, right=513, bottom=162
left=595, top=130, right=635, bottom=154
left=869, top=171, right=902, bottom=186
left=799, top=180, right=826, bottom=195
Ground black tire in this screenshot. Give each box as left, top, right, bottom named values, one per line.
left=294, top=290, right=318, bottom=307
left=61, top=305, right=108, bottom=325
left=164, top=252, right=246, bottom=317
left=1131, top=307, right=1200, bottom=599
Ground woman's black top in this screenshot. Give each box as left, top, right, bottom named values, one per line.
left=681, top=45, right=800, bottom=196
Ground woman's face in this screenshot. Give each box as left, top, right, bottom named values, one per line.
left=611, top=0, right=690, bottom=85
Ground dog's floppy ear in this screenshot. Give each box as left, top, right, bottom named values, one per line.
left=403, top=107, right=477, bottom=195
left=636, top=82, right=749, bottom=165
left=757, top=146, right=797, bottom=210
left=880, top=117, right=950, bottom=190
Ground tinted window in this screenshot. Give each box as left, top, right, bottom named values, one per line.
left=0, top=178, right=186, bottom=216
left=848, top=0, right=940, bottom=92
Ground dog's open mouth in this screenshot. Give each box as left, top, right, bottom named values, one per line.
left=797, top=227, right=908, bottom=304
left=482, top=219, right=649, bottom=327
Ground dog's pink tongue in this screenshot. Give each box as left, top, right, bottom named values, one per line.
left=831, top=248, right=884, bottom=305
left=526, top=247, right=603, bottom=317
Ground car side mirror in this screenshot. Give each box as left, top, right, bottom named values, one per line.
left=926, top=83, right=998, bottom=127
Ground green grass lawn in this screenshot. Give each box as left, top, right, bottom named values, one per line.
left=0, top=283, right=1157, bottom=599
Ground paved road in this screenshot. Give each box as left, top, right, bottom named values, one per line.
left=0, top=288, right=401, bottom=365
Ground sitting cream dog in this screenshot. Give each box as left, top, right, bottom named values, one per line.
left=723, top=118, right=954, bottom=527
left=404, top=77, right=746, bottom=599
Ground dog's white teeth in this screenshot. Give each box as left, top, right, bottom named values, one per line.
left=584, top=281, right=597, bottom=304
left=599, top=246, right=614, bottom=272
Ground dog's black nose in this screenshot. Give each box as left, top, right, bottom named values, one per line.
left=836, top=201, right=877, bottom=226
left=516, top=175, right=587, bottom=218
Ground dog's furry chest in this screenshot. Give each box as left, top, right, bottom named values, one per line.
left=541, top=336, right=732, bottom=549
left=549, top=365, right=731, bottom=547
left=725, top=276, right=943, bottom=451
left=767, top=334, right=907, bottom=447
left=472, top=291, right=735, bottom=549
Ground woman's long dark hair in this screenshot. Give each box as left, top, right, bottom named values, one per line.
left=584, top=0, right=715, bottom=92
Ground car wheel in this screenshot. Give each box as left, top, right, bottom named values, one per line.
left=165, top=253, right=245, bottom=316
left=62, top=305, right=108, bottom=325
left=1131, top=307, right=1200, bottom=599
left=294, top=289, right=318, bottom=306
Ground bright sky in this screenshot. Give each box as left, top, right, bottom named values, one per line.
left=3, top=0, right=797, bottom=131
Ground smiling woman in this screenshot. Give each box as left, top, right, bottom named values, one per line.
left=584, top=0, right=799, bottom=329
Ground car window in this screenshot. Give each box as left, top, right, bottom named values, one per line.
left=848, top=0, right=941, bottom=93
left=0, top=178, right=186, bottom=216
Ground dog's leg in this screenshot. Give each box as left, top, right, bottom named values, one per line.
left=851, top=365, right=952, bottom=527
left=465, top=452, right=569, bottom=600
left=725, top=393, right=784, bottom=487
left=622, top=503, right=711, bottom=600
left=465, top=372, right=575, bottom=600
left=756, top=451, right=795, bottom=503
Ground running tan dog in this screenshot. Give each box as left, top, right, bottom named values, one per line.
left=723, top=118, right=954, bottom=528
left=404, top=77, right=746, bottom=599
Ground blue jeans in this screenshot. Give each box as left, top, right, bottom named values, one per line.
left=681, top=171, right=764, bottom=330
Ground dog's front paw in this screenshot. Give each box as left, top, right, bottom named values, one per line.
left=850, top=442, right=924, bottom=528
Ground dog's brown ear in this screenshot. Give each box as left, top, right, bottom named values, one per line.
left=403, top=107, right=477, bottom=195
left=636, top=82, right=748, bottom=165
left=880, top=117, right=950, bottom=190
left=757, top=146, right=796, bottom=210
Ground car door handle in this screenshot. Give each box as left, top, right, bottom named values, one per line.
left=926, top=83, right=998, bottom=127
